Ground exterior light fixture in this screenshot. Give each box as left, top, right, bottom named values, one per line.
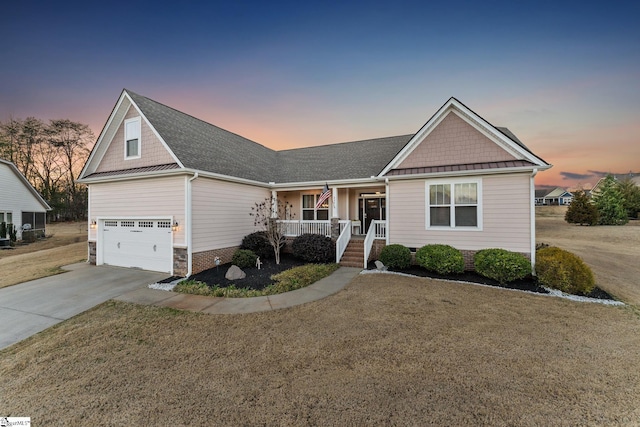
left=172, top=221, right=179, bottom=231
left=90, top=220, right=97, bottom=229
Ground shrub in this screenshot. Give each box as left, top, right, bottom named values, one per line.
left=415, top=244, right=464, bottom=275
left=379, top=244, right=411, bottom=269
left=292, top=233, right=335, bottom=263
left=536, top=247, right=595, bottom=295
left=241, top=231, right=273, bottom=259
left=474, top=249, right=531, bottom=284
left=565, top=190, right=598, bottom=226
left=8, top=224, right=17, bottom=243
left=174, top=280, right=214, bottom=296
left=232, top=249, right=257, bottom=269
left=267, top=263, right=339, bottom=294
left=592, top=175, right=628, bottom=225
left=0, top=222, right=6, bottom=239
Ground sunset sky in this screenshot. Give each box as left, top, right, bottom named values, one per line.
left=1, top=0, right=638, bottom=189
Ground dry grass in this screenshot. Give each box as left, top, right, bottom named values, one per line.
left=2, top=210, right=640, bottom=424
left=2, top=275, right=640, bottom=425
left=536, top=206, right=640, bottom=305
left=0, top=222, right=87, bottom=288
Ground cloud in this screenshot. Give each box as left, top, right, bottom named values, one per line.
left=560, top=171, right=594, bottom=180
left=587, top=170, right=613, bottom=178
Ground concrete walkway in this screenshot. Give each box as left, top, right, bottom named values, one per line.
left=115, top=267, right=361, bottom=314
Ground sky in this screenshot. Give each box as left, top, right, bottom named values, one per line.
left=1, top=0, right=638, bottom=189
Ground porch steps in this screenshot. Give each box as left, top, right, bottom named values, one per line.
left=339, top=239, right=365, bottom=268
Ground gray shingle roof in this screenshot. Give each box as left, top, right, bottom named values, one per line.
left=122, top=90, right=538, bottom=184
left=274, top=135, right=413, bottom=182
left=127, top=90, right=277, bottom=183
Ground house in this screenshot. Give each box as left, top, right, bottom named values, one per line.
left=535, top=187, right=573, bottom=206
left=0, top=158, right=51, bottom=240
left=591, top=174, right=640, bottom=195
left=78, top=90, right=551, bottom=275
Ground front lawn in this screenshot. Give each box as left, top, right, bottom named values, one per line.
left=2, top=274, right=640, bottom=425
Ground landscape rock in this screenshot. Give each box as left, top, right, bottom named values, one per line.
left=374, top=260, right=387, bottom=271
left=225, top=265, right=246, bottom=280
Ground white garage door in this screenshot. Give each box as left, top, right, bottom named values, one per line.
left=101, top=219, right=172, bottom=273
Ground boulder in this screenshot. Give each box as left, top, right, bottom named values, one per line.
left=225, top=265, right=246, bottom=280
left=374, top=260, right=387, bottom=271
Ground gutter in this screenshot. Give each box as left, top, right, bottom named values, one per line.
left=186, top=172, right=199, bottom=277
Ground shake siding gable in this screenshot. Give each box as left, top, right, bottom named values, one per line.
left=389, top=174, right=531, bottom=253
left=88, top=176, right=186, bottom=246
left=397, top=112, right=517, bottom=169
left=191, top=178, right=270, bottom=252
left=95, top=105, right=175, bottom=173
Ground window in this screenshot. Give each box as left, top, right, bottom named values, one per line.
left=124, top=117, right=141, bottom=159
left=426, top=180, right=481, bottom=229
left=302, top=194, right=329, bottom=220
left=0, top=211, right=12, bottom=224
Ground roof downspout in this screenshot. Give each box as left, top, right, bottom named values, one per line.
left=385, top=177, right=390, bottom=245
left=186, top=172, right=199, bottom=277
left=530, top=168, right=538, bottom=275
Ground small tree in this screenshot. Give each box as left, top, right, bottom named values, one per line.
left=250, top=196, right=293, bottom=265
left=618, top=177, right=640, bottom=219
left=592, top=175, right=628, bottom=225
left=565, top=190, right=598, bottom=225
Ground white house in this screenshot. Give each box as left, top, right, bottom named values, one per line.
left=0, top=159, right=51, bottom=240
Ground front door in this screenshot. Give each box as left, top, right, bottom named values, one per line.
left=359, top=197, right=386, bottom=232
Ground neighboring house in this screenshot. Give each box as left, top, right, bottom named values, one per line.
left=0, top=159, right=51, bottom=239
left=78, top=89, right=551, bottom=275
left=535, top=187, right=573, bottom=206
left=591, top=174, right=640, bottom=195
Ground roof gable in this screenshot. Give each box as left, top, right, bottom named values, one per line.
left=0, top=159, right=51, bottom=210
left=380, top=97, right=550, bottom=176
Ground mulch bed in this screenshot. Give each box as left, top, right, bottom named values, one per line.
left=181, top=254, right=306, bottom=290
left=366, top=262, right=615, bottom=300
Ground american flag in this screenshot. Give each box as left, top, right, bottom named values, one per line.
left=315, top=183, right=331, bottom=209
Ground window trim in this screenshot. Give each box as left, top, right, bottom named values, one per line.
left=425, top=178, right=483, bottom=231
left=301, top=193, right=330, bottom=221
left=124, top=116, right=141, bottom=160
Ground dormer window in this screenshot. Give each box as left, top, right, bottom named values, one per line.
left=124, top=117, right=141, bottom=159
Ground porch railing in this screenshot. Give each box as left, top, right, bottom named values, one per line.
left=335, top=221, right=352, bottom=263
left=364, top=220, right=386, bottom=266
left=278, top=220, right=331, bottom=237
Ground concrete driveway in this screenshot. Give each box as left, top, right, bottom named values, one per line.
left=0, top=263, right=167, bottom=350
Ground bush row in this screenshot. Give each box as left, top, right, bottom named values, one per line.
left=235, top=232, right=336, bottom=268
left=378, top=243, right=531, bottom=284
left=377, top=243, right=595, bottom=295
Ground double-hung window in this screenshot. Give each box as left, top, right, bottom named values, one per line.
left=302, top=194, right=329, bottom=220
left=426, top=180, right=481, bottom=229
left=124, top=117, right=141, bottom=159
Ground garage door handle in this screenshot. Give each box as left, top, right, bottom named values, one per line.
left=117, top=242, right=120, bottom=249
left=153, top=244, right=157, bottom=252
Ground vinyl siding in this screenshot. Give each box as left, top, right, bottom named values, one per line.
left=389, top=173, right=531, bottom=253
left=398, top=112, right=516, bottom=169
left=0, top=163, right=47, bottom=233
left=192, top=178, right=270, bottom=252
left=95, top=105, right=175, bottom=173
left=88, top=176, right=186, bottom=246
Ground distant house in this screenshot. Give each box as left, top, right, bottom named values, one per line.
left=591, top=174, right=640, bottom=195
left=78, top=90, right=551, bottom=275
left=535, top=187, right=573, bottom=206
left=0, top=159, right=51, bottom=239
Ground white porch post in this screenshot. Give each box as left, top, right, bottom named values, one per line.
left=331, top=187, right=338, bottom=218
left=271, top=190, right=278, bottom=218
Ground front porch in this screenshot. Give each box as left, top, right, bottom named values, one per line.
left=272, top=184, right=389, bottom=268
left=277, top=218, right=386, bottom=268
